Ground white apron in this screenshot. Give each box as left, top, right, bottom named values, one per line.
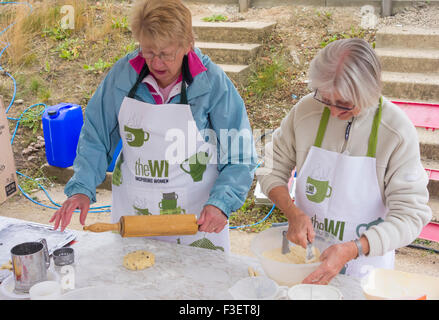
left=294, top=98, right=394, bottom=278
left=110, top=64, right=230, bottom=253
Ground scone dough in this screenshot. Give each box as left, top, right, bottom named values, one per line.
left=123, top=250, right=155, bottom=271
left=262, top=246, right=321, bottom=264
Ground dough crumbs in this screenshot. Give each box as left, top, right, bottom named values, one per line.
left=123, top=250, right=155, bottom=271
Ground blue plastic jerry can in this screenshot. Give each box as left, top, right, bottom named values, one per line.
left=42, top=103, right=83, bottom=168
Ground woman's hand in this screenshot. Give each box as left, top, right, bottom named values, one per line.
left=285, top=208, right=315, bottom=249
left=197, top=205, right=228, bottom=233
left=268, top=185, right=314, bottom=249
left=49, top=193, right=90, bottom=232
left=302, top=241, right=357, bottom=285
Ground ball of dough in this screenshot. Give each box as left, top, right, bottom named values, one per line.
left=123, top=250, right=155, bottom=271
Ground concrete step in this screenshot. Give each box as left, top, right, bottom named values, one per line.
left=422, top=158, right=439, bottom=198
left=193, top=20, right=276, bottom=44
left=428, top=197, right=439, bottom=223
left=376, top=48, right=439, bottom=74
left=196, top=41, right=261, bottom=65
left=41, top=164, right=113, bottom=191
left=376, top=26, right=439, bottom=50
left=218, top=63, right=251, bottom=86
left=417, top=127, right=439, bottom=161
left=382, top=72, right=439, bottom=102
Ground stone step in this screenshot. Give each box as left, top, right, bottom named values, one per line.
left=196, top=41, right=261, bottom=65
left=417, top=127, right=439, bottom=161
left=218, top=63, right=251, bottom=86
left=428, top=197, right=439, bottom=223
left=376, top=26, right=439, bottom=50
left=382, top=71, right=439, bottom=102
left=376, top=48, right=439, bottom=74
left=422, top=158, right=439, bottom=198
left=192, top=20, right=276, bottom=44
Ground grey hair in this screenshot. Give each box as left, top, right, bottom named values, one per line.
left=308, top=38, right=382, bottom=110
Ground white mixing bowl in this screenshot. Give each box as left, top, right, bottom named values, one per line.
left=250, top=226, right=324, bottom=287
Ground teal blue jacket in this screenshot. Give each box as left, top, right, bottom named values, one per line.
left=64, top=48, right=257, bottom=217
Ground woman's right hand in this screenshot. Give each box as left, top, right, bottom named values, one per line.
left=49, top=193, right=90, bottom=232
left=268, top=185, right=315, bottom=249
left=285, top=208, right=315, bottom=249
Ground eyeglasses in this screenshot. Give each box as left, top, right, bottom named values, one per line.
left=313, top=89, right=355, bottom=111
left=140, top=47, right=180, bottom=62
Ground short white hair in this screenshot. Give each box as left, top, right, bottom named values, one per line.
left=308, top=38, right=382, bottom=110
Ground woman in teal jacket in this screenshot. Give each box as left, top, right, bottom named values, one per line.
left=50, top=0, right=257, bottom=253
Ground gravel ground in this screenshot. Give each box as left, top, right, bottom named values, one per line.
left=378, top=3, right=439, bottom=28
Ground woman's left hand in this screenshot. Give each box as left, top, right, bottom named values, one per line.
left=197, top=205, right=228, bottom=233
left=302, top=241, right=357, bottom=285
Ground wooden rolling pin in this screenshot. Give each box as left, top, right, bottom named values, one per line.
left=83, top=214, right=198, bottom=237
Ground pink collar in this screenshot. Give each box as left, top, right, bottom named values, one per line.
left=129, top=49, right=207, bottom=79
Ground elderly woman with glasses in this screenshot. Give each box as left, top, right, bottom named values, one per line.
left=257, top=38, right=431, bottom=283
left=50, top=0, right=257, bottom=254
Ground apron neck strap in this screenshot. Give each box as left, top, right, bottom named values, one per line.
left=366, top=96, right=383, bottom=158
left=314, top=107, right=331, bottom=148
left=313, top=97, right=383, bottom=157
left=128, top=63, right=150, bottom=99
left=127, top=55, right=192, bottom=105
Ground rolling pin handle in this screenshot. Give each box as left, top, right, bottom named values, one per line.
left=83, top=222, right=121, bottom=233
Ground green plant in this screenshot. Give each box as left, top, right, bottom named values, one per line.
left=320, top=26, right=367, bottom=48
left=320, top=34, right=339, bottom=48
left=18, top=173, right=54, bottom=196
left=316, top=10, right=332, bottom=20
left=20, top=105, right=45, bottom=134
left=30, top=78, right=41, bottom=95
left=42, top=23, right=71, bottom=41
left=111, top=16, right=129, bottom=30
left=202, top=14, right=228, bottom=22
left=44, top=60, right=51, bottom=73
left=413, top=238, right=433, bottom=246
left=83, top=58, right=113, bottom=73
left=38, top=87, right=51, bottom=102
left=51, top=38, right=81, bottom=60
left=246, top=55, right=289, bottom=99
left=124, top=41, right=137, bottom=54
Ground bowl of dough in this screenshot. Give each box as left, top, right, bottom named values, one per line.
left=251, top=225, right=328, bottom=287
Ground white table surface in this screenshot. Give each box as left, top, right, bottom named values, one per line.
left=0, top=216, right=365, bottom=300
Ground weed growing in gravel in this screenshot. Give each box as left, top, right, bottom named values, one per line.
left=202, top=14, right=228, bottom=22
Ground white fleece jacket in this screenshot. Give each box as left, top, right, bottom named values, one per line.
left=256, top=93, right=432, bottom=257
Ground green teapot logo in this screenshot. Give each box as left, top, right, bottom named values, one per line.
left=305, top=176, right=332, bottom=203
left=124, top=125, right=150, bottom=147
left=159, top=192, right=186, bottom=215
left=356, top=218, right=384, bottom=237
left=180, top=151, right=212, bottom=182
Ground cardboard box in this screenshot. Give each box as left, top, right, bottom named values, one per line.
left=0, top=95, right=19, bottom=204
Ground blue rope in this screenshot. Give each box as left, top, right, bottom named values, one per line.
left=229, top=203, right=276, bottom=230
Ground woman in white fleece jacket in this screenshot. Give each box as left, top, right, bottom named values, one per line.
left=256, top=38, right=432, bottom=283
